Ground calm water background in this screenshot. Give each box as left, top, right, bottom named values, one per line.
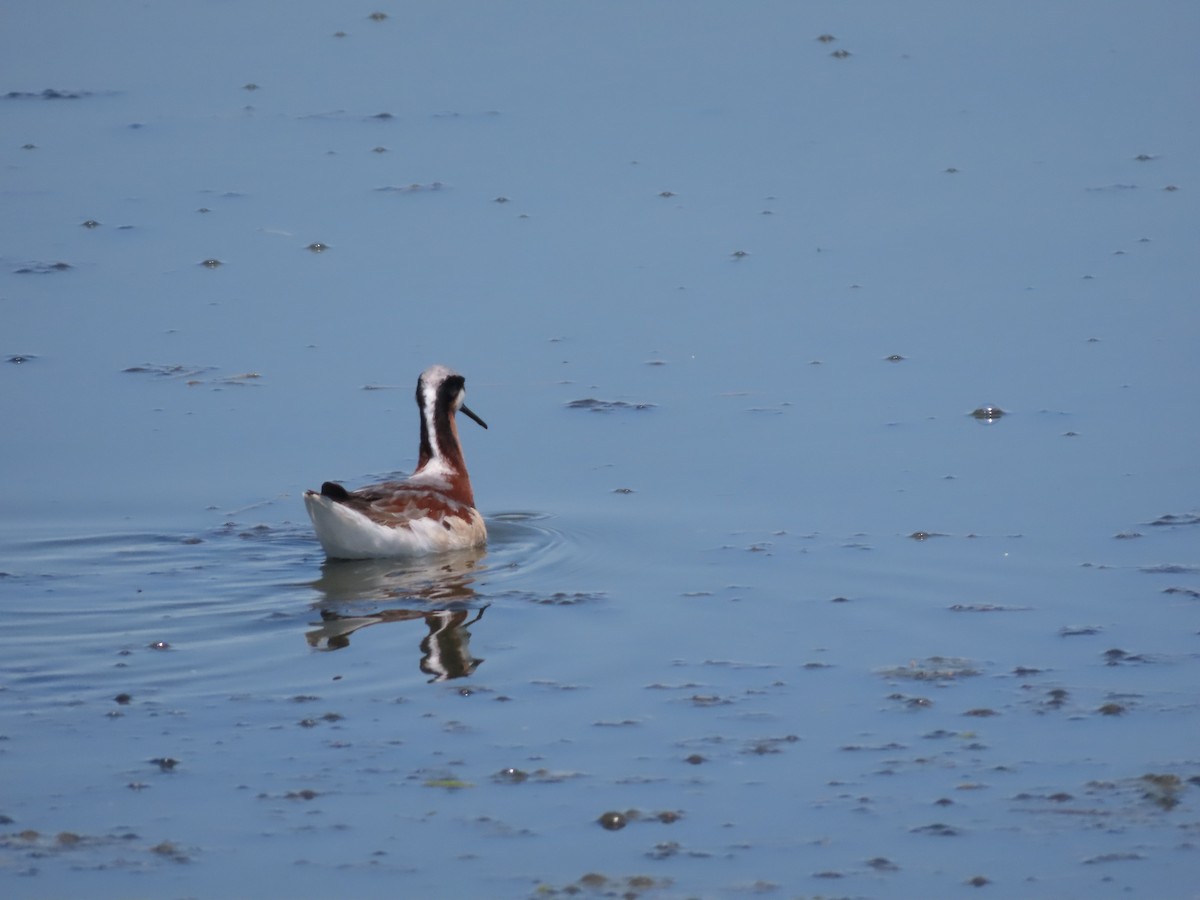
left=3, top=2, right=1199, bottom=898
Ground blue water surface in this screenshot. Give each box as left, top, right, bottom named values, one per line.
left=2, top=2, right=1199, bottom=898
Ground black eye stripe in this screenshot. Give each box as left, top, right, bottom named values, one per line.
left=439, top=375, right=466, bottom=405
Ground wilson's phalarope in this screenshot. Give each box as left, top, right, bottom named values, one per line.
left=304, top=364, right=488, bottom=559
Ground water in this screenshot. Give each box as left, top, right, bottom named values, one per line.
left=3, top=1, right=1199, bottom=897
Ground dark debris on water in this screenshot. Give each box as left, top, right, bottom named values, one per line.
left=374, top=181, right=447, bottom=193
left=123, top=363, right=261, bottom=387
left=1147, top=512, right=1200, bottom=527
left=534, top=873, right=669, bottom=898
left=12, top=260, right=72, bottom=274
left=949, top=602, right=1032, bottom=612
left=911, top=822, right=961, bottom=837
left=494, top=589, right=605, bottom=606
left=1139, top=563, right=1200, bottom=575
left=566, top=398, right=656, bottom=412
left=0, top=828, right=192, bottom=867
left=877, top=657, right=981, bottom=681
left=970, top=406, right=1006, bottom=420
left=5, top=88, right=96, bottom=100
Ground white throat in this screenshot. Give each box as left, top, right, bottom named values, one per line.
left=421, top=376, right=445, bottom=461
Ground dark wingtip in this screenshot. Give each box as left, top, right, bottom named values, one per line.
left=320, top=481, right=350, bottom=501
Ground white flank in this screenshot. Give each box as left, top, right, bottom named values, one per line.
left=304, top=491, right=486, bottom=560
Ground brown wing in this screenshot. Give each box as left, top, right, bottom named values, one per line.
left=324, top=480, right=475, bottom=528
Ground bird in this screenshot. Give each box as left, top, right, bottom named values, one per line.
left=304, top=364, right=488, bottom=559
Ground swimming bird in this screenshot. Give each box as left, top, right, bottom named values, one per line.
left=304, top=364, right=488, bottom=559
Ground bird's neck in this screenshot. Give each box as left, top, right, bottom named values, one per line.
left=416, top=404, right=474, bottom=506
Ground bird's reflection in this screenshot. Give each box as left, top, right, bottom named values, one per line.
left=306, top=546, right=489, bottom=682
